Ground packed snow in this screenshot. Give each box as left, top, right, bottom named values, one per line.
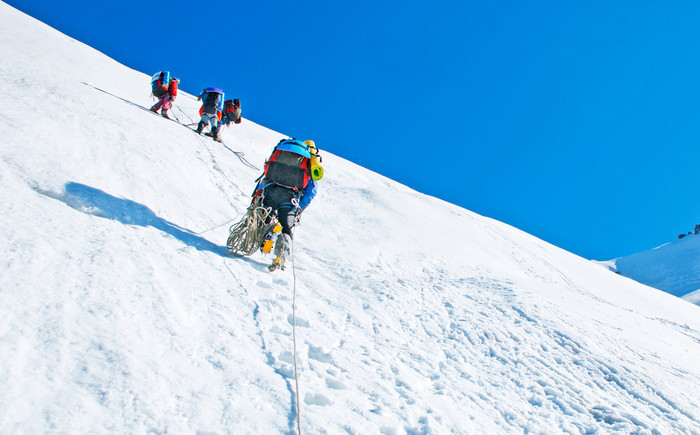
left=1, top=2, right=699, bottom=433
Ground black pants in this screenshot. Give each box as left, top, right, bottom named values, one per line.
left=262, top=185, right=298, bottom=236
left=262, top=185, right=299, bottom=261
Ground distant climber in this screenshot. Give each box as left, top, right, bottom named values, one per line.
left=212, top=99, right=242, bottom=140
left=195, top=87, right=224, bottom=141
left=226, top=139, right=324, bottom=271
left=149, top=71, right=179, bottom=119
left=225, top=99, right=242, bottom=125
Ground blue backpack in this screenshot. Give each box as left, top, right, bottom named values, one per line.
left=151, top=71, right=170, bottom=97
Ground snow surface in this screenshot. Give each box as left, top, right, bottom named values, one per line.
left=602, top=234, right=700, bottom=305
left=1, top=2, right=700, bottom=433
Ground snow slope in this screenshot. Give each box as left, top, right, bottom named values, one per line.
left=603, top=234, right=700, bottom=305
left=1, top=2, right=699, bottom=433
left=686, top=289, right=700, bottom=305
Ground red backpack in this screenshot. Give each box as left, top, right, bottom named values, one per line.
left=263, top=140, right=312, bottom=190
left=224, top=99, right=242, bottom=124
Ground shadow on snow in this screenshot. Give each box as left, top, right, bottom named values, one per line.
left=42, top=182, right=229, bottom=256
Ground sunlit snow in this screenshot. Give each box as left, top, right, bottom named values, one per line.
left=1, top=2, right=699, bottom=433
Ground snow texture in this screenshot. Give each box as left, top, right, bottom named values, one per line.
left=1, top=2, right=699, bottom=433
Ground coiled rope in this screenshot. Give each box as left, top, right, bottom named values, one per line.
left=226, top=198, right=273, bottom=256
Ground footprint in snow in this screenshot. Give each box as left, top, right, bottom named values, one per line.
left=308, top=345, right=333, bottom=363
left=273, top=277, right=290, bottom=287
left=325, top=377, right=347, bottom=390
left=304, top=393, right=331, bottom=406
left=287, top=314, right=310, bottom=327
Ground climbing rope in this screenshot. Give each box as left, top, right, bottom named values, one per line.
left=194, top=217, right=238, bottom=236
left=291, top=237, right=303, bottom=435
left=169, top=108, right=182, bottom=123
left=174, top=104, right=196, bottom=123
left=200, top=134, right=250, bottom=196
left=226, top=197, right=273, bottom=256
left=226, top=192, right=303, bottom=433
left=174, top=105, right=256, bottom=193
left=178, top=97, right=302, bottom=430
left=175, top=105, right=258, bottom=170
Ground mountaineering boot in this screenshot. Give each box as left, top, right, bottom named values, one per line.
left=212, top=128, right=221, bottom=142
left=268, top=257, right=285, bottom=272
left=195, top=121, right=205, bottom=134
left=268, top=232, right=291, bottom=271
left=149, top=106, right=158, bottom=113
left=161, top=110, right=170, bottom=119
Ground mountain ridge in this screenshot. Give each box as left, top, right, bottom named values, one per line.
left=601, top=233, right=700, bottom=305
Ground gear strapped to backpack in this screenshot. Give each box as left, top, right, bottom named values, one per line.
left=151, top=71, right=170, bottom=97
left=263, top=140, right=313, bottom=190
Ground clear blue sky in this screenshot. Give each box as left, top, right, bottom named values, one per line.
left=8, top=0, right=700, bottom=260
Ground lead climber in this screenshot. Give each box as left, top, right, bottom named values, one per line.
left=226, top=139, right=323, bottom=271
left=255, top=139, right=322, bottom=271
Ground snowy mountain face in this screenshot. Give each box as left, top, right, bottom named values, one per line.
left=1, top=2, right=700, bottom=433
left=603, top=234, right=700, bottom=306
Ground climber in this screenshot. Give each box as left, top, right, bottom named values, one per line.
left=195, top=87, right=224, bottom=141
left=149, top=71, right=179, bottom=119
left=212, top=99, right=242, bottom=141
left=252, top=139, right=322, bottom=271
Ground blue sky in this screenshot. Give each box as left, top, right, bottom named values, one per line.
left=8, top=0, right=700, bottom=260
